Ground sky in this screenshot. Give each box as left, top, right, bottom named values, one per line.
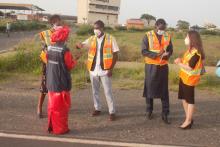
left=0, top=0, right=219, bottom=27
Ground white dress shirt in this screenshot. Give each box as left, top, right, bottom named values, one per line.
left=83, top=34, right=119, bottom=76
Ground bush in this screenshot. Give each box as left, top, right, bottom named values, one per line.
left=200, top=30, right=220, bottom=36
left=115, top=26, right=127, bottom=31
left=0, top=39, right=42, bottom=73
left=0, top=20, right=48, bottom=32
left=104, top=26, right=114, bottom=31
left=173, top=32, right=186, bottom=39
left=76, top=25, right=93, bottom=36
left=0, top=25, right=5, bottom=32
left=11, top=21, right=47, bottom=31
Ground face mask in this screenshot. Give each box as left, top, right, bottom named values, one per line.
left=184, top=37, right=190, bottom=46
left=94, top=29, right=102, bottom=37
left=157, top=30, right=165, bottom=35
left=53, top=24, right=62, bottom=30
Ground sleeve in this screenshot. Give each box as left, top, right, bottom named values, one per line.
left=64, top=50, right=77, bottom=71
left=112, top=36, right=120, bottom=53
left=189, top=54, right=200, bottom=69
left=82, top=38, right=90, bottom=46
left=141, top=35, right=158, bottom=59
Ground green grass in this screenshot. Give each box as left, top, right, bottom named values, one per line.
left=112, top=64, right=220, bottom=93
left=0, top=30, right=220, bottom=92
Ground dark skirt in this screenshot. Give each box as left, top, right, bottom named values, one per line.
left=178, top=78, right=195, bottom=104
left=40, top=63, right=48, bottom=94
left=143, top=64, right=169, bottom=99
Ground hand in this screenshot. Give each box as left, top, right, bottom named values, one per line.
left=76, top=43, right=83, bottom=49
left=75, top=51, right=83, bottom=60
left=107, top=70, right=113, bottom=77
left=162, top=52, right=169, bottom=57
left=174, top=58, right=181, bottom=64
left=157, top=50, right=165, bottom=57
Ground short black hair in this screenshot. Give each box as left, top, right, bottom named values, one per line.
left=94, top=20, right=105, bottom=28
left=155, top=18, right=167, bottom=26
left=49, top=15, right=61, bottom=24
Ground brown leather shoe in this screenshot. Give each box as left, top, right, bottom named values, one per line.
left=109, top=114, right=116, bottom=121
left=92, top=110, right=101, bottom=117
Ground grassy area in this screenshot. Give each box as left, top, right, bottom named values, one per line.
left=113, top=62, right=220, bottom=93
left=0, top=29, right=220, bottom=93
left=0, top=19, right=48, bottom=32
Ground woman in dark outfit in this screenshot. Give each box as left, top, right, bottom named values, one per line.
left=175, top=30, right=205, bottom=130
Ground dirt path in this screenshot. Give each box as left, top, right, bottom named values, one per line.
left=0, top=75, right=219, bottom=147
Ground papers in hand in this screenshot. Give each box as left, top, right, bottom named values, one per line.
left=160, top=51, right=169, bottom=62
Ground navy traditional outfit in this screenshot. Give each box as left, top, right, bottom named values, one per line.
left=141, top=30, right=173, bottom=115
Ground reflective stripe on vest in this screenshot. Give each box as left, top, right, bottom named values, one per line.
left=87, top=34, right=113, bottom=71
left=144, top=30, right=171, bottom=66
left=39, top=30, right=53, bottom=46
left=179, top=49, right=202, bottom=86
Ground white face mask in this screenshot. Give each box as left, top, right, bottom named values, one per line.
left=157, top=30, right=165, bottom=35
left=184, top=37, right=190, bottom=46
left=94, top=29, right=102, bottom=37
left=53, top=24, right=62, bottom=30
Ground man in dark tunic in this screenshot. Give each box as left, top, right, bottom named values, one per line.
left=141, top=19, right=173, bottom=124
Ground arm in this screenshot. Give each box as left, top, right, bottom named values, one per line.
left=175, top=54, right=200, bottom=71
left=110, top=52, right=118, bottom=70
left=108, top=37, right=119, bottom=77
left=76, top=38, right=90, bottom=50
left=141, top=35, right=162, bottom=59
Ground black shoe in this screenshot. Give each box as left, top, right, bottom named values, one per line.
left=92, top=110, right=101, bottom=117
left=162, top=114, right=171, bottom=124
left=146, top=112, right=153, bottom=120
left=180, top=122, right=193, bottom=130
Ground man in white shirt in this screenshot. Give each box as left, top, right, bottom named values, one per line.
left=76, top=20, right=119, bottom=121
left=6, top=22, right=11, bottom=37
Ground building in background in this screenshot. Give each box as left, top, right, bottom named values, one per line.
left=0, top=3, right=45, bottom=20
left=126, top=19, right=144, bottom=30
left=77, top=0, right=121, bottom=27
left=126, top=18, right=155, bottom=30
left=142, top=19, right=156, bottom=28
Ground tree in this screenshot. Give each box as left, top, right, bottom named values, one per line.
left=140, top=14, right=156, bottom=25
left=204, top=23, right=217, bottom=29
left=0, top=11, right=4, bottom=16
left=176, top=20, right=190, bottom=30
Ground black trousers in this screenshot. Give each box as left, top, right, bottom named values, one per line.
left=145, top=97, right=170, bottom=115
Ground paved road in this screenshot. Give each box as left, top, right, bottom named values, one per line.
left=0, top=137, right=108, bottom=147
left=0, top=31, right=38, bottom=52
left=0, top=133, right=180, bottom=147
left=0, top=76, right=219, bottom=147
left=0, top=137, right=113, bottom=147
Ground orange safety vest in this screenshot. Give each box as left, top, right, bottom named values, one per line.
left=39, top=30, right=53, bottom=64
left=39, top=29, right=53, bottom=46
left=87, top=34, right=113, bottom=71
left=179, top=48, right=202, bottom=86
left=145, top=30, right=171, bottom=66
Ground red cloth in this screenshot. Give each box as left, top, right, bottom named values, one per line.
left=48, top=91, right=71, bottom=135
left=51, top=26, right=70, bottom=43
left=64, top=50, right=77, bottom=70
